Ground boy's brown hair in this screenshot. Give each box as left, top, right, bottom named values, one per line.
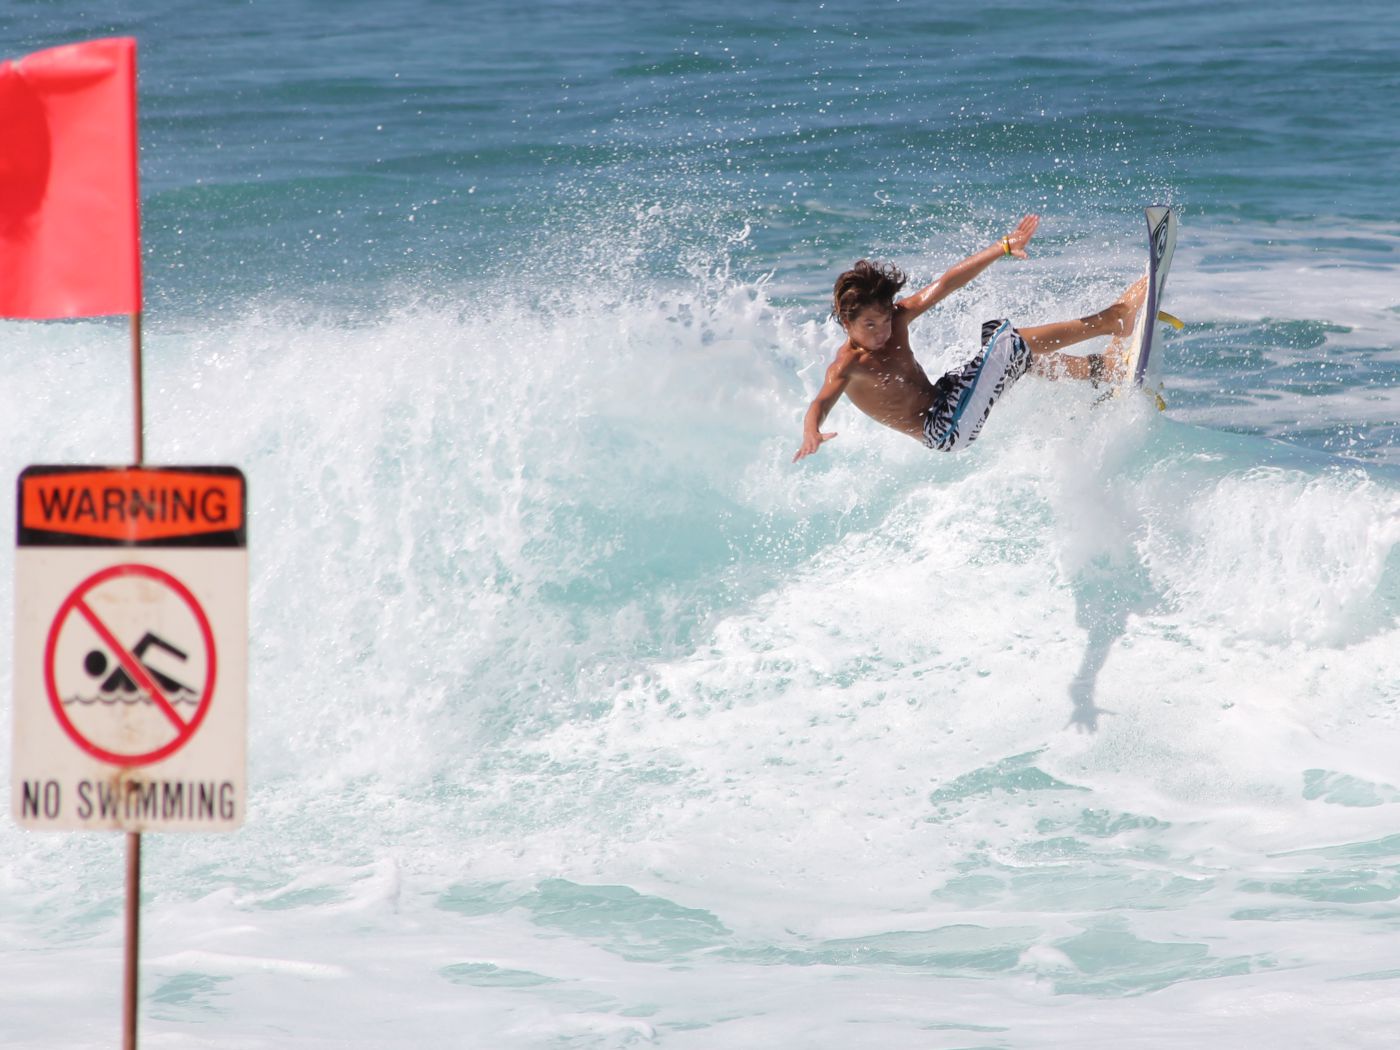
left=832, top=259, right=907, bottom=324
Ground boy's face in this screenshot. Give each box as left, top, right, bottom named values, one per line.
left=845, top=304, right=893, bottom=351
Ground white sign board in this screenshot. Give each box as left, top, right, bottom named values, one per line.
left=13, top=466, right=247, bottom=831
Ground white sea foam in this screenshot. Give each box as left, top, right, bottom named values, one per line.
left=2, top=268, right=1399, bottom=1048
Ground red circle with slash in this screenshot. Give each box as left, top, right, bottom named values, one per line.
left=44, top=563, right=217, bottom=767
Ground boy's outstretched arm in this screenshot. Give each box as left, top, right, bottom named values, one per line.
left=897, top=214, right=1041, bottom=321
left=794, top=355, right=854, bottom=462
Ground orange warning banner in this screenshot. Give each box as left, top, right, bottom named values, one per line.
left=20, top=468, right=244, bottom=544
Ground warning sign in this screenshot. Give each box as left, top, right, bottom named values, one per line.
left=13, top=466, right=246, bottom=832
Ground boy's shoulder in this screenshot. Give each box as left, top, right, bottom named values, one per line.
left=829, top=338, right=864, bottom=372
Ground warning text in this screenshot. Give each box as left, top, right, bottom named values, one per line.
left=20, top=469, right=244, bottom=543
left=17, top=778, right=239, bottom=827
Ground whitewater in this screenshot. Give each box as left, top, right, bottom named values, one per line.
left=3, top=1, right=1400, bottom=1047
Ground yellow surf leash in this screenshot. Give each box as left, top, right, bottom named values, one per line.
left=1144, top=311, right=1182, bottom=409
left=1102, top=310, right=1181, bottom=410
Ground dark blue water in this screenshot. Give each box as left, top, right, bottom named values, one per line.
left=8, top=2, right=1399, bottom=301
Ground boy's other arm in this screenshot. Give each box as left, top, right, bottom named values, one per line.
left=793, top=357, right=854, bottom=462
left=897, top=214, right=1041, bottom=321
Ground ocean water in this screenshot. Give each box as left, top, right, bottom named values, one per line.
left=3, top=1, right=1400, bottom=1046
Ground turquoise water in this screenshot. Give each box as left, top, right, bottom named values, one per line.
left=3, top=2, right=1400, bottom=1047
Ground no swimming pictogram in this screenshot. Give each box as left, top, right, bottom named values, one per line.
left=44, top=564, right=217, bottom=767
left=14, top=464, right=246, bottom=832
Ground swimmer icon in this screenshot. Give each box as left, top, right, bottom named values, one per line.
left=84, top=633, right=194, bottom=697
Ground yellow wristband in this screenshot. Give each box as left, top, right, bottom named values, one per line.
left=1001, top=236, right=1013, bottom=258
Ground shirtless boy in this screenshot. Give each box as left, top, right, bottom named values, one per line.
left=794, top=214, right=1146, bottom=460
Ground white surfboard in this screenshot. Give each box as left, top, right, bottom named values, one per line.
left=1119, top=205, right=1179, bottom=394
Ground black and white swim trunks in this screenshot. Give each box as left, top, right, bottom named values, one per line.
left=922, top=319, right=1032, bottom=451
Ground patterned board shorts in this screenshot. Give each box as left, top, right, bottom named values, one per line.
left=922, top=319, right=1032, bottom=452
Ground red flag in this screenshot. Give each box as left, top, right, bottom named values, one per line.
left=0, top=37, right=142, bottom=319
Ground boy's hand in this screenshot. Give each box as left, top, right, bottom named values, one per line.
left=1005, top=213, right=1040, bottom=259
left=793, top=431, right=837, bottom=462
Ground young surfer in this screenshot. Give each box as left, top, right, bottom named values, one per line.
left=793, top=214, right=1146, bottom=461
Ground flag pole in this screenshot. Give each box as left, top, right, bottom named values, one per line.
left=123, top=830, right=141, bottom=1050
left=131, top=311, right=145, bottom=465
left=125, top=309, right=144, bottom=1050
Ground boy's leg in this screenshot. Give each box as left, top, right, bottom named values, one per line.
left=1019, top=277, right=1146, bottom=382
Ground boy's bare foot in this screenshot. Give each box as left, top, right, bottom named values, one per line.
left=1093, top=278, right=1148, bottom=383
left=1108, top=275, right=1148, bottom=338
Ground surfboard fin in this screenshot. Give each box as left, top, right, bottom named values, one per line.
left=1156, top=310, right=1184, bottom=331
